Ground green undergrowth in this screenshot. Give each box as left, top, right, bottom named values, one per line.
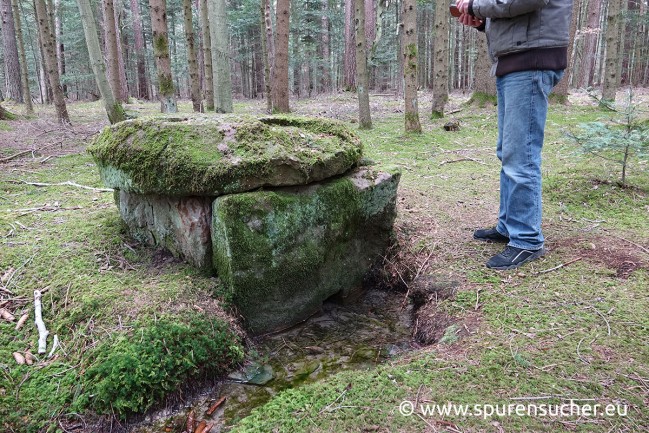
left=0, top=152, right=243, bottom=431
left=230, top=100, right=649, bottom=431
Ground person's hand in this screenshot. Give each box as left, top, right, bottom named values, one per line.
left=456, top=0, right=470, bottom=15
left=459, top=13, right=483, bottom=28
left=455, top=0, right=483, bottom=28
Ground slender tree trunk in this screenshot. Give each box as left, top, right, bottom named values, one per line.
left=130, top=0, right=149, bottom=99
left=103, top=0, right=126, bottom=102
left=580, top=0, right=602, bottom=88
left=354, top=0, right=371, bottom=128
left=53, top=0, right=66, bottom=96
left=76, top=0, right=124, bottom=123
left=114, top=2, right=129, bottom=99
left=1, top=0, right=23, bottom=102
left=182, top=0, right=201, bottom=111
left=260, top=0, right=272, bottom=112
left=471, top=31, right=496, bottom=101
left=272, top=0, right=290, bottom=112
left=402, top=0, right=420, bottom=132
left=319, top=0, right=331, bottom=93
left=149, top=0, right=177, bottom=113
left=34, top=0, right=69, bottom=123
left=12, top=0, right=33, bottom=112
left=199, top=0, right=214, bottom=110
left=344, top=0, right=356, bottom=90
left=602, top=0, right=623, bottom=102
left=431, top=0, right=449, bottom=118
left=208, top=0, right=233, bottom=112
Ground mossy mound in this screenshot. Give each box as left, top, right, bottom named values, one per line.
left=88, top=115, right=363, bottom=196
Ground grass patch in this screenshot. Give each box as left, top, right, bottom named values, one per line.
left=1, top=149, right=243, bottom=430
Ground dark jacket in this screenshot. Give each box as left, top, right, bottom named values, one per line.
left=468, top=0, right=573, bottom=76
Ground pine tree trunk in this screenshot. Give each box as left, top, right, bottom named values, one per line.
left=580, top=0, right=602, bottom=88
left=102, top=0, right=125, bottom=102
left=471, top=31, right=496, bottom=103
left=354, top=0, right=371, bottom=128
left=12, top=0, right=33, bottom=112
left=344, top=0, right=356, bottom=90
left=183, top=0, right=201, bottom=111
left=402, top=0, right=420, bottom=132
left=319, top=0, right=331, bottom=93
left=602, top=0, right=623, bottom=103
left=149, top=0, right=177, bottom=113
left=130, top=0, right=149, bottom=99
left=34, top=0, right=69, bottom=123
left=53, top=0, right=66, bottom=96
left=1, top=0, right=23, bottom=102
left=431, top=0, right=449, bottom=118
left=272, top=0, right=290, bottom=112
left=208, top=0, right=233, bottom=112
left=76, top=0, right=125, bottom=123
left=113, top=2, right=129, bottom=99
left=260, top=0, right=272, bottom=112
left=199, top=0, right=214, bottom=110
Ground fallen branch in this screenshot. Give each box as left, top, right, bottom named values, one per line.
left=34, top=290, right=49, bottom=354
left=0, top=150, right=33, bottom=164
left=48, top=335, right=60, bottom=358
left=0, top=307, right=16, bottom=321
left=15, top=180, right=113, bottom=193
left=585, top=306, right=612, bottom=336
left=535, top=257, right=582, bottom=275
left=607, top=233, right=649, bottom=256
left=439, top=157, right=485, bottom=166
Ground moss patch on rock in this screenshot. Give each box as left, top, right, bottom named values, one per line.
left=212, top=167, right=401, bottom=333
left=87, top=115, right=363, bottom=196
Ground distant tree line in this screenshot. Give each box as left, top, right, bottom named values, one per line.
left=0, top=0, right=647, bottom=125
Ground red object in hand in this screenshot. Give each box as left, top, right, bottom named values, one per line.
left=450, top=5, right=462, bottom=17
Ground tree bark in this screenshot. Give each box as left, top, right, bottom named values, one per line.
left=354, top=0, right=371, bottom=128
left=1, top=0, right=23, bottom=102
left=130, top=0, right=149, bottom=99
left=344, top=0, right=356, bottom=90
left=552, top=1, right=577, bottom=102
left=580, top=0, right=602, bottom=88
left=319, top=0, right=331, bottom=93
left=113, top=1, right=129, bottom=99
left=402, top=0, right=420, bottom=132
left=34, top=0, right=70, bottom=123
left=208, top=0, right=233, bottom=112
left=271, top=0, right=290, bottom=112
left=54, top=0, right=66, bottom=96
left=471, top=30, right=496, bottom=103
left=182, top=0, right=201, bottom=111
left=12, top=0, right=33, bottom=112
left=76, top=0, right=125, bottom=123
left=149, top=0, right=177, bottom=113
left=260, top=0, right=272, bottom=112
left=102, top=0, right=126, bottom=102
left=602, top=0, right=623, bottom=103
left=199, top=0, right=214, bottom=110
left=431, top=0, right=449, bottom=118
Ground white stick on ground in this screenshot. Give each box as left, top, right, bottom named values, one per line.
left=48, top=335, right=59, bottom=358
left=34, top=290, right=49, bottom=354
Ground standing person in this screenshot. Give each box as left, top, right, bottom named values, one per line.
left=456, top=0, right=573, bottom=270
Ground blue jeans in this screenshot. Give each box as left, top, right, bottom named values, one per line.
left=494, top=70, right=564, bottom=251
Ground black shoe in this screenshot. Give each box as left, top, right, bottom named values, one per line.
left=473, top=227, right=509, bottom=243
left=486, top=246, right=546, bottom=270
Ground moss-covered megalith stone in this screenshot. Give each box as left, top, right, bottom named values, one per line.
left=87, top=115, right=363, bottom=196
left=211, top=167, right=401, bottom=334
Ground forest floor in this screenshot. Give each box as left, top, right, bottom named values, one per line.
left=1, top=89, right=648, bottom=432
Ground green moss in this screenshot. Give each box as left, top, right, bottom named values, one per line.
left=153, top=34, right=169, bottom=54
left=87, top=115, right=363, bottom=196
left=76, top=316, right=243, bottom=416
left=466, top=91, right=497, bottom=108
left=158, top=73, right=175, bottom=96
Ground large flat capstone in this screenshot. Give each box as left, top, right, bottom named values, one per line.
left=88, top=115, right=363, bottom=196
left=211, top=167, right=400, bottom=333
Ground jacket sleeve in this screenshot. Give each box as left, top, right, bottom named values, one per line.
left=469, top=0, right=550, bottom=20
